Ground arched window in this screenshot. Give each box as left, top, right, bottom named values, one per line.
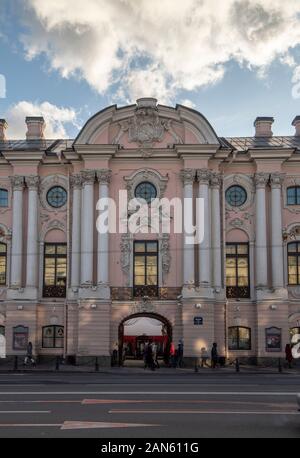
left=42, top=325, right=64, bottom=349
left=228, top=326, right=251, bottom=350
left=287, top=186, right=300, bottom=205
left=133, top=241, right=158, bottom=297
left=13, top=325, right=28, bottom=350
left=43, top=243, right=67, bottom=297
left=0, top=189, right=8, bottom=207
left=0, top=243, right=7, bottom=285
left=287, top=242, right=300, bottom=285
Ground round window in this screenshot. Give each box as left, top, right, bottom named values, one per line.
left=47, top=186, right=67, bottom=208
left=135, top=182, right=157, bottom=204
left=226, top=185, right=247, bottom=207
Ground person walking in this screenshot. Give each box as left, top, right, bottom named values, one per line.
left=151, top=341, right=159, bottom=369
left=24, top=342, right=36, bottom=367
left=285, top=343, right=293, bottom=369
left=169, top=342, right=176, bottom=368
left=112, top=342, right=118, bottom=367
left=211, top=342, right=218, bottom=369
left=200, top=347, right=209, bottom=368
left=177, top=340, right=184, bottom=368
left=146, top=343, right=155, bottom=371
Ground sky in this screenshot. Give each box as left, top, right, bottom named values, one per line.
left=0, top=0, right=300, bottom=140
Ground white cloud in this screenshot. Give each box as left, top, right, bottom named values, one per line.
left=5, top=101, right=78, bottom=139
left=20, top=0, right=300, bottom=104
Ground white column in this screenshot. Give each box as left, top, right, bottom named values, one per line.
left=70, top=174, right=82, bottom=289
left=96, top=169, right=111, bottom=291
left=211, top=172, right=222, bottom=289
left=198, top=169, right=211, bottom=287
left=80, top=170, right=95, bottom=286
left=254, top=172, right=269, bottom=288
left=181, top=169, right=195, bottom=287
left=270, top=173, right=284, bottom=288
left=25, top=176, right=39, bottom=288
left=10, top=176, right=24, bottom=288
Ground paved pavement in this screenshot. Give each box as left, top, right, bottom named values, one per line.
left=0, top=371, right=299, bottom=437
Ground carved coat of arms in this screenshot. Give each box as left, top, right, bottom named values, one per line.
left=128, top=107, right=164, bottom=148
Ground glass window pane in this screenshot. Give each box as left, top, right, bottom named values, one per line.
left=228, top=327, right=238, bottom=350
left=134, top=276, right=145, bottom=285
left=43, top=326, right=54, bottom=338
left=289, top=274, right=297, bottom=285
left=146, top=242, right=157, bottom=253
left=134, top=243, right=145, bottom=253
left=0, top=243, right=6, bottom=254
left=238, top=276, right=248, bottom=286
left=147, top=275, right=158, bottom=286
left=45, top=245, right=55, bottom=255
left=238, top=328, right=251, bottom=350
left=237, top=244, right=248, bottom=255
left=288, top=244, right=297, bottom=253
left=55, top=327, right=64, bottom=338
left=0, top=189, right=8, bottom=207
left=43, top=338, right=54, bottom=348
left=226, top=244, right=236, bottom=255
left=54, top=338, right=64, bottom=349
left=147, top=256, right=157, bottom=266
left=57, top=245, right=67, bottom=255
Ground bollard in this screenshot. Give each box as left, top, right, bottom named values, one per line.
left=55, top=355, right=60, bottom=371
left=278, top=357, right=282, bottom=373
left=235, top=358, right=240, bottom=373
left=95, top=356, right=99, bottom=372
left=13, top=355, right=18, bottom=371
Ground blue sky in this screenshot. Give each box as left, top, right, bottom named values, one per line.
left=1, top=0, right=300, bottom=139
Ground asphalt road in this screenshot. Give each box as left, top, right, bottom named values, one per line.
left=0, top=372, right=299, bottom=438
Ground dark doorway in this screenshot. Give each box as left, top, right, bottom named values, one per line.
left=118, top=313, right=172, bottom=367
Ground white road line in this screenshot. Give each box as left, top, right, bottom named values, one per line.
left=0, top=411, right=51, bottom=414
left=0, top=391, right=298, bottom=396
left=109, top=409, right=300, bottom=415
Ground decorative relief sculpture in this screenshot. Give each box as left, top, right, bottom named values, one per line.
left=9, top=176, right=24, bottom=190
left=180, top=169, right=195, bottom=185
left=161, top=234, right=171, bottom=284
left=25, top=175, right=40, bottom=190
left=113, top=98, right=183, bottom=152
left=96, top=169, right=112, bottom=185
left=120, top=234, right=131, bottom=286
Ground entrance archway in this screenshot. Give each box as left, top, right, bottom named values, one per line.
left=118, top=313, right=172, bottom=367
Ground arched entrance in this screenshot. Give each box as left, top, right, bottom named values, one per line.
left=118, top=313, right=172, bottom=367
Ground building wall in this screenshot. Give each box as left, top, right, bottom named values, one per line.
left=0, top=100, right=300, bottom=364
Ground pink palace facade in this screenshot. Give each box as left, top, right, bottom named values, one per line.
left=0, top=97, right=300, bottom=365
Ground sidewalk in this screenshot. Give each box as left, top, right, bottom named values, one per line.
left=0, top=359, right=299, bottom=375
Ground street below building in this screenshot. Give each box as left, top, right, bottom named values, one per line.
left=0, top=371, right=299, bottom=437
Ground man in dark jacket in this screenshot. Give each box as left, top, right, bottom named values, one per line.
left=211, top=342, right=218, bottom=369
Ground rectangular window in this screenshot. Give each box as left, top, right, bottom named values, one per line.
left=42, top=326, right=64, bottom=349
left=133, top=241, right=158, bottom=297
left=228, top=326, right=251, bottom=350
left=43, top=243, right=67, bottom=298
left=0, top=243, right=7, bottom=286
left=288, top=242, right=300, bottom=285
left=226, top=243, right=250, bottom=298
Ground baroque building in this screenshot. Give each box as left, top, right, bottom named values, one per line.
left=0, top=98, right=300, bottom=364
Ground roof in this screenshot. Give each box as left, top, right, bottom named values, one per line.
left=220, top=136, right=300, bottom=151
left=0, top=136, right=299, bottom=155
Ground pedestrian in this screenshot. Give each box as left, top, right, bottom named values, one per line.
left=211, top=342, right=218, bottom=369
left=24, top=342, right=36, bottom=367
left=200, top=347, right=209, bottom=368
left=112, top=342, right=118, bottom=367
left=169, top=342, right=176, bottom=367
left=285, top=343, right=293, bottom=369
left=177, top=339, right=184, bottom=368
left=146, top=343, right=155, bottom=371
left=152, top=341, right=160, bottom=369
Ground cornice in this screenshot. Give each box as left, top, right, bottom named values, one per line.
left=2, top=151, right=44, bottom=162
left=248, top=148, right=294, bottom=161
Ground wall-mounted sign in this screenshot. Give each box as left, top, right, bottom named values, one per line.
left=194, top=317, right=203, bottom=326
